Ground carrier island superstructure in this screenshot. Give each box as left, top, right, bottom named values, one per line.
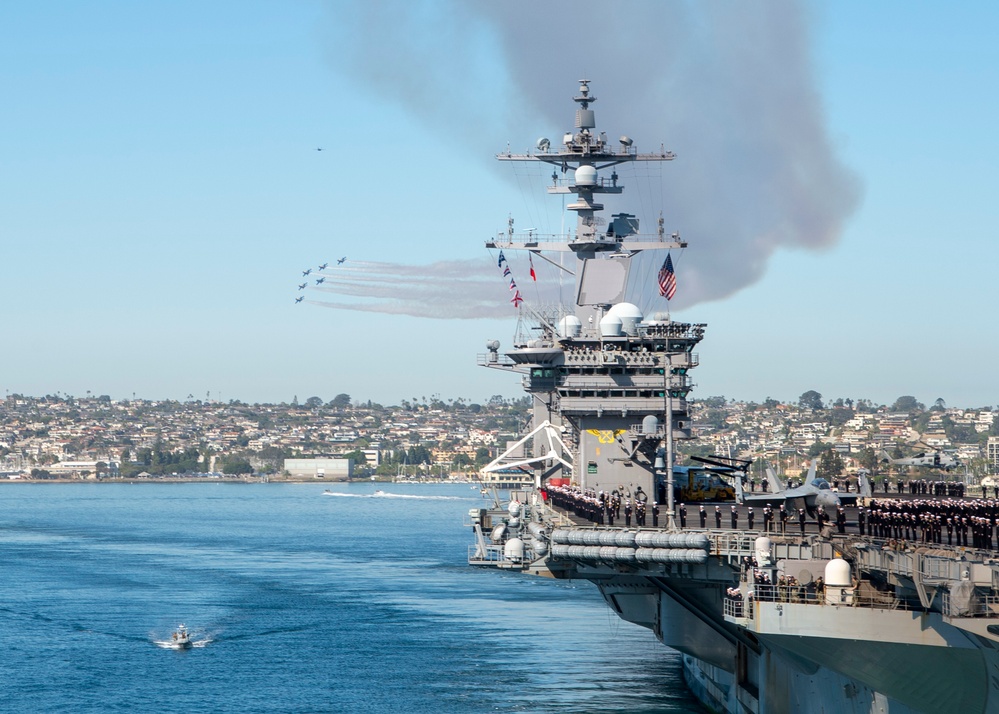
left=468, top=80, right=999, bottom=714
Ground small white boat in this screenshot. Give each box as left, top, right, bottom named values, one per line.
left=170, top=624, right=192, bottom=649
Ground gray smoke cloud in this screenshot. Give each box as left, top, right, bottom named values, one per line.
left=322, top=0, right=861, bottom=312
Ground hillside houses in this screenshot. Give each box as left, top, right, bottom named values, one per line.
left=1, top=393, right=996, bottom=480
left=0, top=395, right=524, bottom=480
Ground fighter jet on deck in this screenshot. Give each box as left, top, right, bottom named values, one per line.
left=735, top=460, right=870, bottom=515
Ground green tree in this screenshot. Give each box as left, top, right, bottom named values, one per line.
left=807, top=441, right=833, bottom=458
left=329, top=393, right=351, bottom=409
left=222, top=458, right=253, bottom=475
left=857, top=448, right=879, bottom=473
left=798, top=390, right=823, bottom=410
left=826, top=408, right=855, bottom=428
left=341, top=450, right=369, bottom=469
left=891, top=395, right=924, bottom=413
left=305, top=396, right=323, bottom=409
left=474, top=447, right=492, bottom=467
left=817, top=450, right=845, bottom=480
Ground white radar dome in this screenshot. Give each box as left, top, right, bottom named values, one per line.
left=824, top=558, right=852, bottom=587
left=599, top=314, right=623, bottom=337
left=504, top=537, right=525, bottom=562
left=557, top=315, right=582, bottom=338
left=607, top=303, right=643, bottom=335
left=644, top=311, right=672, bottom=325
left=574, top=165, right=597, bottom=186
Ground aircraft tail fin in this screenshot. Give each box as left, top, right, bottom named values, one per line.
left=804, top=459, right=818, bottom=485
left=766, top=463, right=787, bottom=493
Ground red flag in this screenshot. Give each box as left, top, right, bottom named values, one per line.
left=529, top=255, right=536, bottom=281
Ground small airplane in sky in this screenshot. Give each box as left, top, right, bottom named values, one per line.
left=298, top=283, right=307, bottom=290
left=315, top=277, right=325, bottom=285
left=302, top=268, right=312, bottom=276
left=337, top=256, right=347, bottom=264
left=734, top=460, right=870, bottom=515
left=316, top=147, right=323, bottom=152
left=295, top=296, right=304, bottom=303
left=318, top=263, right=328, bottom=270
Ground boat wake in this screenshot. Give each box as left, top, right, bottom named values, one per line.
left=152, top=628, right=212, bottom=649
left=322, top=491, right=469, bottom=501
left=153, top=637, right=212, bottom=649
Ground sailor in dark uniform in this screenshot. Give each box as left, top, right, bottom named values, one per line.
left=798, top=508, right=806, bottom=534
left=747, top=507, right=755, bottom=530
left=714, top=505, right=722, bottom=529
left=699, top=505, right=707, bottom=528
left=730, top=505, right=738, bottom=530
left=678, top=503, right=687, bottom=528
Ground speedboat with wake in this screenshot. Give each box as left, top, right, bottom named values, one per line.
left=170, top=624, right=192, bottom=649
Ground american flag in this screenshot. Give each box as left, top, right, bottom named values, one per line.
left=658, top=254, right=677, bottom=300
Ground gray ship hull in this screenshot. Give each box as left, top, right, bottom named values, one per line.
left=467, top=79, right=999, bottom=713
left=595, top=573, right=997, bottom=713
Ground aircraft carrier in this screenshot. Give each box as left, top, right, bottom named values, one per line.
left=467, top=80, right=999, bottom=713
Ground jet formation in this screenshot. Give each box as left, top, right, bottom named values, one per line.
left=294, top=259, right=345, bottom=304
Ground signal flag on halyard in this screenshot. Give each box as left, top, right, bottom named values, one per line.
left=511, top=290, right=523, bottom=307
left=497, top=251, right=507, bottom=267
left=658, top=253, right=677, bottom=300
left=529, top=255, right=537, bottom=281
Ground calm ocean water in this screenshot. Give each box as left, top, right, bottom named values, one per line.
left=0, top=482, right=702, bottom=713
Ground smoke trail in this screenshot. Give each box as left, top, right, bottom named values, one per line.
left=322, top=0, right=860, bottom=312
left=305, top=258, right=564, bottom=318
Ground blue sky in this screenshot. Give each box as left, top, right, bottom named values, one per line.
left=2, top=2, right=997, bottom=409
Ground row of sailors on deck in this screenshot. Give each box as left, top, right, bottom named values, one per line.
left=543, top=483, right=661, bottom=527
left=880, top=479, right=968, bottom=497
left=864, top=498, right=999, bottom=549
left=680, top=503, right=828, bottom=534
